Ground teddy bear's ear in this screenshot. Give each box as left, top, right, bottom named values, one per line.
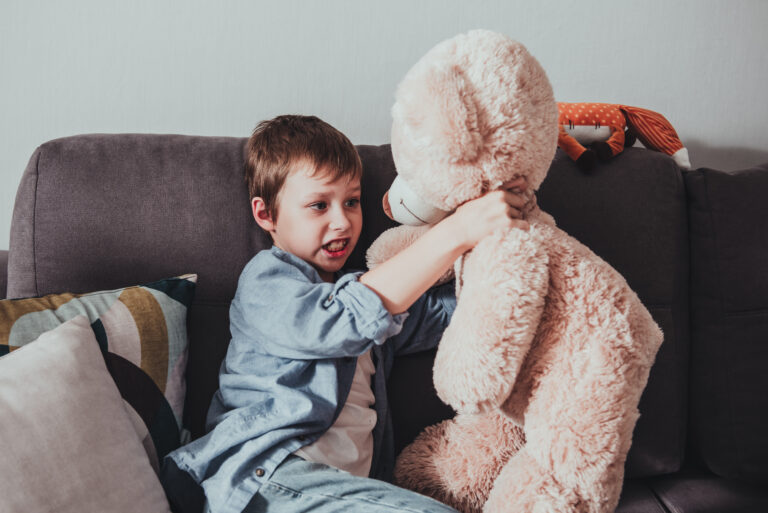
left=393, top=63, right=483, bottom=164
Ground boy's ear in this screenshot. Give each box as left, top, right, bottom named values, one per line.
left=251, top=197, right=276, bottom=232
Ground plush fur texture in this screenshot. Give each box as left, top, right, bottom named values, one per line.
left=390, top=30, right=559, bottom=212
left=368, top=30, right=664, bottom=513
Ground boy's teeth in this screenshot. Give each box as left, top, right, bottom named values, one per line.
left=325, top=240, right=346, bottom=251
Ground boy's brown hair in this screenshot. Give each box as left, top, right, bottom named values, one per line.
left=245, top=115, right=362, bottom=219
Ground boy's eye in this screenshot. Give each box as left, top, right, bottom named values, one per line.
left=345, top=198, right=361, bottom=208
left=309, top=202, right=327, bottom=211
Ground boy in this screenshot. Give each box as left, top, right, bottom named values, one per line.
left=163, top=115, right=531, bottom=513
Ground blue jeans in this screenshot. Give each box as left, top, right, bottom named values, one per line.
left=205, top=455, right=459, bottom=513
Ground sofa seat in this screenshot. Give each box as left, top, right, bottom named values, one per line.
left=622, top=469, right=768, bottom=512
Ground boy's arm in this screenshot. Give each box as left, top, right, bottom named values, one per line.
left=359, top=187, right=529, bottom=315
left=360, top=217, right=466, bottom=314
left=231, top=264, right=405, bottom=360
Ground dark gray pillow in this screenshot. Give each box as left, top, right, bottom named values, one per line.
left=686, top=163, right=768, bottom=484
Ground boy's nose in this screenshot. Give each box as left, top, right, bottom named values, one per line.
left=330, top=207, right=352, bottom=231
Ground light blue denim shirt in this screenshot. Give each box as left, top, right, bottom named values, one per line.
left=166, top=246, right=456, bottom=513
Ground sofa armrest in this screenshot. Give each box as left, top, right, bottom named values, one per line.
left=0, top=249, right=7, bottom=300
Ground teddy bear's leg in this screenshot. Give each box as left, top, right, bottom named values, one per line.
left=394, top=411, right=525, bottom=513
left=484, top=404, right=633, bottom=513
left=486, top=330, right=656, bottom=513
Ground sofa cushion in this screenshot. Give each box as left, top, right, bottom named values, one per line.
left=615, top=480, right=669, bottom=513
left=0, top=274, right=196, bottom=468
left=0, top=315, right=171, bottom=513
left=686, top=163, right=768, bottom=484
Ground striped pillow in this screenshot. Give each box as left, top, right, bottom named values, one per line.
left=0, top=274, right=196, bottom=471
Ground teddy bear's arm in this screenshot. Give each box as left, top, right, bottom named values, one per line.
left=433, top=228, right=550, bottom=414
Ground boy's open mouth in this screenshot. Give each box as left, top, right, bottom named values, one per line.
left=322, top=238, right=349, bottom=257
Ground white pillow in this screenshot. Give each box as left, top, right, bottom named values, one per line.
left=0, top=315, right=171, bottom=513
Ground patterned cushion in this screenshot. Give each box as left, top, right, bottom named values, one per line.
left=0, top=274, right=196, bottom=469
left=0, top=316, right=172, bottom=512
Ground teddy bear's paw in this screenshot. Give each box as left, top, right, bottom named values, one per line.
left=433, top=323, right=518, bottom=416
left=434, top=365, right=512, bottom=417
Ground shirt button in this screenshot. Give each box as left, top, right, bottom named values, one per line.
left=298, top=435, right=308, bottom=441
left=255, top=468, right=265, bottom=477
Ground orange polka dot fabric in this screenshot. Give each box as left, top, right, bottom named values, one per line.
left=557, top=102, right=684, bottom=161
left=558, top=102, right=627, bottom=132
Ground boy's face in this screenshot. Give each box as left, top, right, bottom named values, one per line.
left=253, top=164, right=363, bottom=282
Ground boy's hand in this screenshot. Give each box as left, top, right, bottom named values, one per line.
left=360, top=176, right=535, bottom=314
left=451, top=178, right=533, bottom=251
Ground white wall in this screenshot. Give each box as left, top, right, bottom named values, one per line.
left=2, top=0, right=767, bottom=248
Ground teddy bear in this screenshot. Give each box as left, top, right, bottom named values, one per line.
left=366, top=30, right=664, bottom=513
left=557, top=102, right=691, bottom=171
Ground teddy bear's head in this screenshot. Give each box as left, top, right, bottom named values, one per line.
left=387, top=30, right=558, bottom=225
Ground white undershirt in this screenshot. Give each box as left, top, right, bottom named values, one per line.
left=294, top=350, right=377, bottom=477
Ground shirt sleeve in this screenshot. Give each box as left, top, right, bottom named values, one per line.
left=389, top=279, right=456, bottom=356
left=230, top=257, right=407, bottom=360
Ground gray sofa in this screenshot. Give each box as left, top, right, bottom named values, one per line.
left=2, top=134, right=767, bottom=512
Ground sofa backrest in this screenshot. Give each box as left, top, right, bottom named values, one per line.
left=7, top=134, right=263, bottom=439
left=8, top=135, right=688, bottom=478
left=685, top=163, right=768, bottom=484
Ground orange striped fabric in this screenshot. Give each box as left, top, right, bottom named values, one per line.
left=618, top=106, right=684, bottom=155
